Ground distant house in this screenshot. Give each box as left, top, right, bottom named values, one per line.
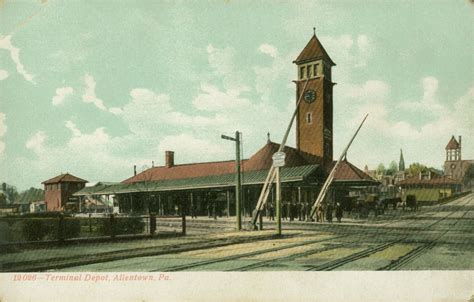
left=443, top=135, right=474, bottom=189
left=41, top=173, right=88, bottom=211
left=398, top=171, right=462, bottom=203
left=29, top=201, right=46, bottom=213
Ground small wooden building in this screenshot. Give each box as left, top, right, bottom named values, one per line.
left=42, top=173, right=88, bottom=211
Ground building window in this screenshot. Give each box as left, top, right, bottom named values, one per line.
left=307, top=65, right=311, bottom=78
left=306, top=112, right=312, bottom=124
left=300, top=66, right=306, bottom=79
left=313, top=64, right=319, bottom=77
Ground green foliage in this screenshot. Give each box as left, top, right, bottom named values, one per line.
left=0, top=192, right=6, bottom=206
left=20, top=217, right=80, bottom=241
left=386, top=161, right=398, bottom=175
left=0, top=183, right=19, bottom=204
left=464, top=164, right=474, bottom=185
left=15, top=187, right=44, bottom=204
left=96, top=216, right=145, bottom=236
left=376, top=163, right=385, bottom=175
left=21, top=218, right=56, bottom=241
left=20, top=212, right=72, bottom=218
left=408, top=162, right=428, bottom=176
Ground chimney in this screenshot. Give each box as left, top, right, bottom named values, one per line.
left=459, top=136, right=462, bottom=148
left=165, top=151, right=175, bottom=168
left=134, top=165, right=137, bottom=176
left=152, top=161, right=155, bottom=168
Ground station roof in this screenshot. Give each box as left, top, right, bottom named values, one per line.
left=123, top=141, right=321, bottom=184
left=330, top=160, right=378, bottom=183
left=42, top=173, right=88, bottom=184
left=74, top=164, right=321, bottom=196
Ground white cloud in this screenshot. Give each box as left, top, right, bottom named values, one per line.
left=0, top=113, right=6, bottom=157
left=52, top=87, right=74, bottom=106
left=192, top=83, right=251, bottom=112
left=398, top=76, right=445, bottom=114
left=206, top=44, right=247, bottom=90
left=82, top=74, right=107, bottom=111
left=253, top=51, right=293, bottom=102
left=65, top=120, right=82, bottom=136
left=344, top=78, right=474, bottom=170
left=0, top=35, right=35, bottom=83
left=345, top=80, right=391, bottom=102
left=206, top=44, right=235, bottom=76
left=258, top=43, right=278, bottom=58
left=355, top=35, right=374, bottom=67
left=116, top=88, right=172, bottom=135
left=0, top=70, right=9, bottom=81
left=158, top=134, right=228, bottom=162
left=26, top=131, right=46, bottom=154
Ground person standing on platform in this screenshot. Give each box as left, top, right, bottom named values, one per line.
left=269, top=202, right=275, bottom=221
left=326, top=203, right=333, bottom=223
left=335, top=202, right=343, bottom=223
left=191, top=201, right=198, bottom=219
left=316, top=203, right=324, bottom=222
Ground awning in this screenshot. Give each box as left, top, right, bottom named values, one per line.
left=74, top=164, right=320, bottom=196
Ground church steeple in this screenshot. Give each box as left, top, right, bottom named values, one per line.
left=399, top=149, right=405, bottom=171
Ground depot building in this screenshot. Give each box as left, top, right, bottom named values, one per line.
left=74, top=32, right=378, bottom=216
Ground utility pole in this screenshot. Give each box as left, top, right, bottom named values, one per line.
left=221, top=131, right=242, bottom=230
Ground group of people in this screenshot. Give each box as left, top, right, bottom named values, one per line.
left=266, top=201, right=344, bottom=223
left=315, top=202, right=343, bottom=223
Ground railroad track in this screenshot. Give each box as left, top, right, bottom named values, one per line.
left=4, top=193, right=471, bottom=272
left=239, top=195, right=472, bottom=272
left=0, top=232, right=294, bottom=272
left=155, top=235, right=349, bottom=272
left=379, top=195, right=473, bottom=271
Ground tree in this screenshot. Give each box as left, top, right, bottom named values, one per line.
left=386, top=161, right=398, bottom=175
left=0, top=183, right=19, bottom=204
left=376, top=163, right=386, bottom=175
left=408, top=163, right=428, bottom=177
left=463, top=164, right=474, bottom=188
left=15, top=187, right=45, bottom=204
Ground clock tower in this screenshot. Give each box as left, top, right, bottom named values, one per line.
left=294, top=31, right=335, bottom=166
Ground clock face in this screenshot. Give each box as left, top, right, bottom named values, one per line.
left=450, top=163, right=456, bottom=169
left=303, top=89, right=316, bottom=103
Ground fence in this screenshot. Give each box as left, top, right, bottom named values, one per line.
left=0, top=213, right=180, bottom=246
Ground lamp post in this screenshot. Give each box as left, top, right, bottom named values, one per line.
left=221, top=131, right=242, bottom=230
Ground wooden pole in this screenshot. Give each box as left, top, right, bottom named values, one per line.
left=251, top=78, right=310, bottom=228
left=276, top=167, right=281, bottom=236
left=308, top=114, right=369, bottom=220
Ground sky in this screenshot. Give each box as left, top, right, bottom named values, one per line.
left=0, top=0, right=473, bottom=190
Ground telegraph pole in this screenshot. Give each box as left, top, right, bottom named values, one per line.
left=221, top=131, right=242, bottom=230
left=235, top=131, right=242, bottom=230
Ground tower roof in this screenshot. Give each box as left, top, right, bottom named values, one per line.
left=445, top=136, right=460, bottom=150
left=293, top=33, right=336, bottom=66
left=42, top=173, right=88, bottom=184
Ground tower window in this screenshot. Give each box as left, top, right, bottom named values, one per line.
left=300, top=66, right=306, bottom=79
left=307, top=66, right=311, bottom=78
left=313, top=64, right=319, bottom=77
left=306, top=112, right=312, bottom=124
